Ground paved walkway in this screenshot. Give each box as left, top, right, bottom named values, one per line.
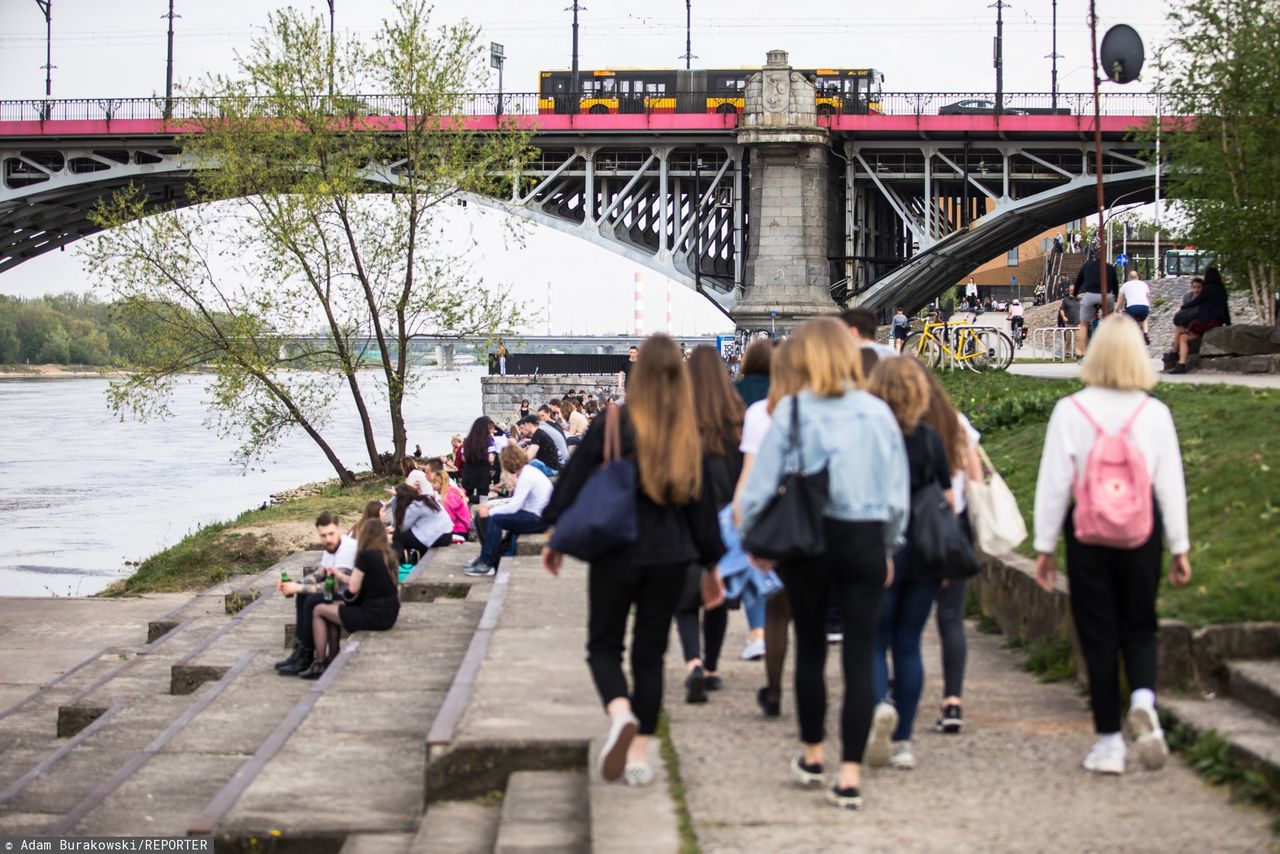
left=1010, top=360, right=1280, bottom=389
left=663, top=611, right=1275, bottom=852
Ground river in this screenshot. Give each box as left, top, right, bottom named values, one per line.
left=0, top=368, right=484, bottom=597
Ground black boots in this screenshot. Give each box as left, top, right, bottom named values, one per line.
left=278, top=647, right=314, bottom=676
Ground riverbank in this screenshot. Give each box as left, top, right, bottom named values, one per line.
left=940, top=371, right=1279, bottom=626
left=0, top=363, right=131, bottom=379
left=99, top=474, right=398, bottom=597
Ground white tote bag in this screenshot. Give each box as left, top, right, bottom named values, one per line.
left=965, top=445, right=1027, bottom=556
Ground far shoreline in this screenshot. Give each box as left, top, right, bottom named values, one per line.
left=0, top=364, right=131, bottom=380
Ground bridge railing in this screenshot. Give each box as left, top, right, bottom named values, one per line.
left=0, top=91, right=1178, bottom=124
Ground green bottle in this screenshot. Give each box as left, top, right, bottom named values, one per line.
left=280, top=570, right=293, bottom=598
left=323, top=575, right=335, bottom=603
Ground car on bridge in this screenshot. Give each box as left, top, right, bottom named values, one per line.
left=939, top=98, right=1029, bottom=115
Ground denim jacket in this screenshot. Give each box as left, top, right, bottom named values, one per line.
left=739, top=389, right=910, bottom=552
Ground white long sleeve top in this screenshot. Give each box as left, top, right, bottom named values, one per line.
left=1033, top=387, right=1190, bottom=555
left=488, top=464, right=553, bottom=518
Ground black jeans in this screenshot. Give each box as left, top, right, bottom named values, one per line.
left=777, top=519, right=887, bottom=763
left=934, top=578, right=968, bottom=699
left=394, top=530, right=451, bottom=566
left=676, top=601, right=727, bottom=671
left=294, top=592, right=327, bottom=650
left=1066, top=511, right=1163, bottom=734
left=586, top=560, right=686, bottom=736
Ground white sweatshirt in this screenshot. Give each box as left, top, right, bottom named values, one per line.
left=1033, top=387, right=1189, bottom=555
left=488, top=464, right=553, bottom=518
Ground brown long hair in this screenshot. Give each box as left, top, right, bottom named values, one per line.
left=920, top=369, right=968, bottom=474
left=393, top=484, right=440, bottom=532
left=793, top=317, right=863, bottom=394
left=765, top=340, right=807, bottom=415
left=867, top=357, right=931, bottom=433
left=354, top=517, right=398, bottom=582
left=627, top=335, right=702, bottom=506
left=740, top=338, right=772, bottom=376
left=686, top=346, right=744, bottom=456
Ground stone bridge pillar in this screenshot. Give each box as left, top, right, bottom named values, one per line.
left=734, top=50, right=835, bottom=334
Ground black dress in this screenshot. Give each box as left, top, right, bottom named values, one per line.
left=339, top=549, right=401, bottom=632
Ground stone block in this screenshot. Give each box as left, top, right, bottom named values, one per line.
left=1157, top=619, right=1194, bottom=690
left=1191, top=622, right=1280, bottom=690
left=170, top=663, right=228, bottom=696
left=57, top=704, right=108, bottom=738
left=1200, top=324, right=1280, bottom=357
left=147, top=619, right=181, bottom=644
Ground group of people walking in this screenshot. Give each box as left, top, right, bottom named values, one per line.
left=540, top=309, right=1192, bottom=810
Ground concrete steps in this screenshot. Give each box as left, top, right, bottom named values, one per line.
left=410, top=801, right=501, bottom=854
left=1227, top=659, right=1280, bottom=722
left=1164, top=656, right=1280, bottom=778
left=494, top=770, right=589, bottom=854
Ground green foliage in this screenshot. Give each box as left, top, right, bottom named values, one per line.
left=85, top=0, right=533, bottom=485
left=939, top=373, right=1280, bottom=625
left=1020, top=636, right=1078, bottom=683
left=657, top=713, right=701, bottom=854
left=1165, top=720, right=1280, bottom=830
left=0, top=292, right=166, bottom=367
left=1147, top=0, right=1280, bottom=324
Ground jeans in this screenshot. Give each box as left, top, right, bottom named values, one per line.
left=479, top=510, right=547, bottom=569
left=1066, top=511, right=1163, bottom=733
left=873, top=546, right=941, bottom=742
left=776, top=519, right=887, bottom=763
left=744, top=596, right=767, bottom=632
left=676, top=602, right=727, bottom=671
left=587, top=560, right=686, bottom=735
left=934, top=579, right=968, bottom=699
left=529, top=459, right=557, bottom=478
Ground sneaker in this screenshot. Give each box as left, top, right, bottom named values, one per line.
left=889, top=741, right=916, bottom=770
left=740, top=639, right=765, bottom=661
left=684, top=665, right=708, bottom=704
left=1082, top=740, right=1126, bottom=775
left=598, top=711, right=638, bottom=783
left=826, top=784, right=863, bottom=810
left=934, top=704, right=963, bottom=734
left=790, top=755, right=824, bottom=788
left=865, top=702, right=898, bottom=768
left=1127, top=706, right=1169, bottom=771
left=464, top=561, right=496, bottom=577
left=624, top=762, right=654, bottom=786
left=705, top=675, right=723, bottom=692
left=757, top=687, right=781, bottom=719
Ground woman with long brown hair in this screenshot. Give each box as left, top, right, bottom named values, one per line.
left=676, top=346, right=745, bottom=703
left=303, top=518, right=401, bottom=679
left=542, top=335, right=724, bottom=787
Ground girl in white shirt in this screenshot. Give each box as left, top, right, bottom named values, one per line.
left=1033, top=315, right=1192, bottom=777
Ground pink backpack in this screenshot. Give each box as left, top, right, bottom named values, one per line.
left=1070, top=396, right=1154, bottom=549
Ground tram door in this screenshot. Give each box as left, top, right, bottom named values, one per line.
left=619, top=79, right=646, bottom=114
left=551, top=76, right=573, bottom=115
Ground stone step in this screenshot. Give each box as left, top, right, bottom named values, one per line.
left=1162, top=694, right=1280, bottom=772
left=493, top=770, right=589, bottom=854
left=1227, top=659, right=1280, bottom=721
left=410, top=801, right=501, bottom=854
left=340, top=833, right=415, bottom=854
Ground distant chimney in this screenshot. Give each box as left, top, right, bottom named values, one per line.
left=633, top=272, right=645, bottom=337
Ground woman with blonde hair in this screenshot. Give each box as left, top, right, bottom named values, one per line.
left=864, top=356, right=955, bottom=772
left=429, top=467, right=472, bottom=544
left=740, top=317, right=909, bottom=810
left=542, top=335, right=724, bottom=787
left=1035, top=314, right=1191, bottom=775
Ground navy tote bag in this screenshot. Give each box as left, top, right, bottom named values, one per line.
left=549, top=403, right=640, bottom=561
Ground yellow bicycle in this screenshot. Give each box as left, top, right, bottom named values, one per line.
left=903, top=315, right=1014, bottom=372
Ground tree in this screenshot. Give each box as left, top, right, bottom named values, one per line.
left=85, top=1, right=531, bottom=485
left=1152, top=0, right=1280, bottom=325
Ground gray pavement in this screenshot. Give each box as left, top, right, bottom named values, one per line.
left=662, top=612, right=1275, bottom=852
left=1009, top=360, right=1280, bottom=388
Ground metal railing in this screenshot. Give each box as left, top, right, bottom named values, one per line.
left=1032, top=326, right=1080, bottom=360
left=0, top=91, right=1176, bottom=125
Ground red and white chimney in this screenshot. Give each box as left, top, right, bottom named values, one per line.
left=633, top=271, right=645, bottom=337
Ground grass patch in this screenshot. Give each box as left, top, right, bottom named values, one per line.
left=1009, top=636, right=1078, bottom=683
left=99, top=475, right=397, bottom=596
left=975, top=613, right=1003, bottom=635
left=939, top=373, right=1280, bottom=626
left=1164, top=719, right=1280, bottom=834
left=657, top=713, right=700, bottom=854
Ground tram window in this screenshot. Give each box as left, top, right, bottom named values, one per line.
left=646, top=82, right=667, bottom=94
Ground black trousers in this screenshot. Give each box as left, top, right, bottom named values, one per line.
left=394, top=530, right=451, bottom=566
left=1065, top=511, right=1163, bottom=734
left=676, top=601, right=727, bottom=671
left=777, top=518, right=887, bottom=763
left=294, top=592, right=327, bottom=650
left=586, top=560, right=686, bottom=736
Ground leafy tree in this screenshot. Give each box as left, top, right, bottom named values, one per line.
left=85, top=1, right=531, bottom=485
left=1153, top=0, right=1280, bottom=325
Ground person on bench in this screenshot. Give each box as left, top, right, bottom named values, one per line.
left=302, top=519, right=403, bottom=679
left=465, top=444, right=552, bottom=577
left=389, top=484, right=453, bottom=566
left=276, top=512, right=356, bottom=676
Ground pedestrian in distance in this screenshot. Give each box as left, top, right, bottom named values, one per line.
left=891, top=307, right=911, bottom=353
left=1034, top=314, right=1192, bottom=775
left=735, top=337, right=773, bottom=408
left=542, top=335, right=724, bottom=787
left=739, top=317, right=909, bottom=810
left=1071, top=256, right=1119, bottom=352
left=465, top=444, right=553, bottom=578
left=676, top=346, right=745, bottom=704
left=864, top=357, right=955, bottom=773
left=1117, top=270, right=1152, bottom=344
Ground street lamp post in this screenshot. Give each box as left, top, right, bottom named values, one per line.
left=1047, top=0, right=1062, bottom=110
left=490, top=43, right=505, bottom=119
left=990, top=0, right=1008, bottom=114
left=567, top=1, right=584, bottom=103
left=164, top=0, right=178, bottom=120
left=34, top=0, right=53, bottom=117
left=683, top=0, right=693, bottom=70
left=326, top=0, right=335, bottom=98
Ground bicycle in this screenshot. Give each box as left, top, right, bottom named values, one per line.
left=903, top=316, right=1014, bottom=372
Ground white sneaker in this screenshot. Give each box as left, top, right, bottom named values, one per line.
left=1127, top=706, right=1169, bottom=771
left=598, top=711, right=638, bottom=782
left=1082, top=739, right=1126, bottom=775
left=865, top=702, right=898, bottom=768
left=889, top=740, right=916, bottom=770
left=740, top=639, right=765, bottom=661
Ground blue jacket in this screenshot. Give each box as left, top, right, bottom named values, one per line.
left=739, top=389, right=910, bottom=552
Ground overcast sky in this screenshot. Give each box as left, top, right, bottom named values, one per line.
left=0, top=0, right=1174, bottom=333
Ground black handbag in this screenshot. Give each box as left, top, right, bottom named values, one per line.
left=909, top=482, right=980, bottom=580
left=741, top=397, right=829, bottom=563
left=548, top=404, right=640, bottom=561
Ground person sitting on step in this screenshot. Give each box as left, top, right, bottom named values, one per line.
left=275, top=512, right=357, bottom=676
left=302, top=519, right=403, bottom=680
left=465, top=444, right=553, bottom=577
left=388, top=484, right=452, bottom=566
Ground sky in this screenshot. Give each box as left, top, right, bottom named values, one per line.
left=0, top=0, right=1175, bottom=334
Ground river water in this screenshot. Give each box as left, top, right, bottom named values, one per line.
left=0, top=368, right=483, bottom=597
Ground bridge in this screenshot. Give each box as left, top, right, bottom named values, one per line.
left=0, top=51, right=1177, bottom=328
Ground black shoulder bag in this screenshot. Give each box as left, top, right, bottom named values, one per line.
left=741, top=397, right=829, bottom=563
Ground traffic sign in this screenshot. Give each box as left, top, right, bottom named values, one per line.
left=1010, top=275, right=1017, bottom=286
left=1116, top=253, right=1129, bottom=267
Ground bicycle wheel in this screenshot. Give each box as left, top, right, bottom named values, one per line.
left=965, top=329, right=1014, bottom=371
left=904, top=331, right=941, bottom=369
